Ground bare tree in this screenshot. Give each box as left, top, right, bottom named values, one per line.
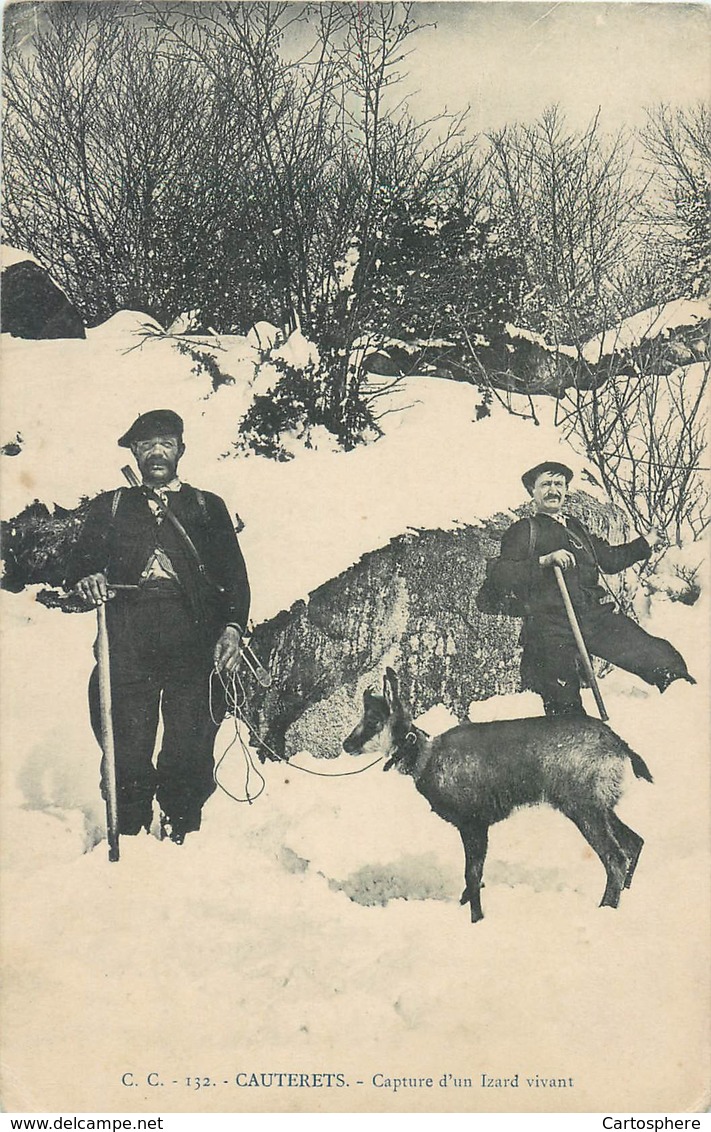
left=559, top=332, right=709, bottom=545
left=148, top=2, right=484, bottom=439
left=486, top=106, right=645, bottom=344
left=638, top=102, right=711, bottom=299
left=3, top=3, right=234, bottom=323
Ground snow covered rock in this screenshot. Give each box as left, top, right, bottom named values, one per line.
left=359, top=328, right=579, bottom=396
left=88, top=309, right=165, bottom=338
left=583, top=297, right=711, bottom=364
left=359, top=297, right=709, bottom=399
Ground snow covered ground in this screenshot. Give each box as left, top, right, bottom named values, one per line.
left=1, top=319, right=709, bottom=1113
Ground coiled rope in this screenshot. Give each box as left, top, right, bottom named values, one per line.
left=209, top=666, right=383, bottom=805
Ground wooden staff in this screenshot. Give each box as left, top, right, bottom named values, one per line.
left=553, top=565, right=609, bottom=722
left=96, top=602, right=120, bottom=861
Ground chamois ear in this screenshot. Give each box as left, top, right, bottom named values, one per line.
left=363, top=686, right=375, bottom=703
left=383, top=668, right=399, bottom=706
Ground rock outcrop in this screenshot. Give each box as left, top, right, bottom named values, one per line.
left=244, top=492, right=631, bottom=760
left=360, top=331, right=580, bottom=396
left=360, top=300, right=710, bottom=398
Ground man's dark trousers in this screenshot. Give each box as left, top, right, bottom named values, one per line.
left=88, top=583, right=225, bottom=835
left=521, top=603, right=692, bottom=716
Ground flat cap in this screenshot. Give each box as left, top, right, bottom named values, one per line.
left=118, top=409, right=184, bottom=448
left=522, top=461, right=573, bottom=495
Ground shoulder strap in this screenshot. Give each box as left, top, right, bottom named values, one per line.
left=144, top=485, right=214, bottom=582
left=110, top=488, right=124, bottom=521
left=194, top=487, right=208, bottom=521
left=526, top=515, right=538, bottom=559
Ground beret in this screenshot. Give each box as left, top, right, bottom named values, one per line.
left=118, top=409, right=184, bottom=448
left=522, top=461, right=573, bottom=494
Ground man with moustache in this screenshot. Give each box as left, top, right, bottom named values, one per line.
left=66, top=410, right=250, bottom=843
left=492, top=461, right=694, bottom=717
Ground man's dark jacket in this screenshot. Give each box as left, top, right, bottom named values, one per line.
left=495, top=512, right=650, bottom=617
left=66, top=484, right=250, bottom=639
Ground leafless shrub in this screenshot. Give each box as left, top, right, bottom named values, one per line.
left=559, top=326, right=709, bottom=545
left=638, top=103, right=710, bottom=299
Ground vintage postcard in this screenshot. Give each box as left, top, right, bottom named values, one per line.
left=1, top=0, right=709, bottom=1118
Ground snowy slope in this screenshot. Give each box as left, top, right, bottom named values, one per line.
left=1, top=245, right=45, bottom=270
left=1, top=321, right=709, bottom=1114
left=1, top=580, right=708, bottom=1114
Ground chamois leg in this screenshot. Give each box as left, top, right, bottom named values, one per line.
left=561, top=806, right=629, bottom=908
left=608, top=812, right=644, bottom=888
left=459, top=822, right=489, bottom=923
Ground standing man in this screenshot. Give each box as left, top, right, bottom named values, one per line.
left=66, top=410, right=250, bottom=844
left=493, top=461, right=694, bottom=716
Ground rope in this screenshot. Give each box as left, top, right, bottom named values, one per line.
left=210, top=666, right=384, bottom=803
left=286, top=754, right=384, bottom=777
left=210, top=668, right=266, bottom=804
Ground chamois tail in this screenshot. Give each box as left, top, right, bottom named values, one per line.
left=600, top=722, right=653, bottom=783
left=628, top=749, right=653, bottom=784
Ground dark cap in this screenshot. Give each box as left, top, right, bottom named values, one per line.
left=522, top=461, right=573, bottom=495
left=118, top=409, right=184, bottom=448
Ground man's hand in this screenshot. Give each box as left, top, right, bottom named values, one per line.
left=642, top=527, right=664, bottom=550
left=539, top=550, right=576, bottom=570
left=214, top=626, right=242, bottom=674
left=75, top=573, right=113, bottom=605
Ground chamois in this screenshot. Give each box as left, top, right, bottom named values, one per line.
left=343, top=669, right=652, bottom=922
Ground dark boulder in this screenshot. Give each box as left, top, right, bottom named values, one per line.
left=1, top=260, right=85, bottom=339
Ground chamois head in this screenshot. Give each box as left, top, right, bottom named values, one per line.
left=343, top=668, right=417, bottom=770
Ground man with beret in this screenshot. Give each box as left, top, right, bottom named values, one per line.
left=493, top=460, right=694, bottom=716
left=65, top=409, right=250, bottom=844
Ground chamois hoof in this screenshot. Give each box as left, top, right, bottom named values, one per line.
left=599, top=892, right=623, bottom=909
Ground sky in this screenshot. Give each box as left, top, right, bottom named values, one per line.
left=278, top=2, right=709, bottom=136
left=402, top=2, right=709, bottom=134
left=4, top=2, right=708, bottom=137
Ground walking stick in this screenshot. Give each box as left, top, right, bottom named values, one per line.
left=96, top=602, right=120, bottom=862
left=553, top=565, right=609, bottom=722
